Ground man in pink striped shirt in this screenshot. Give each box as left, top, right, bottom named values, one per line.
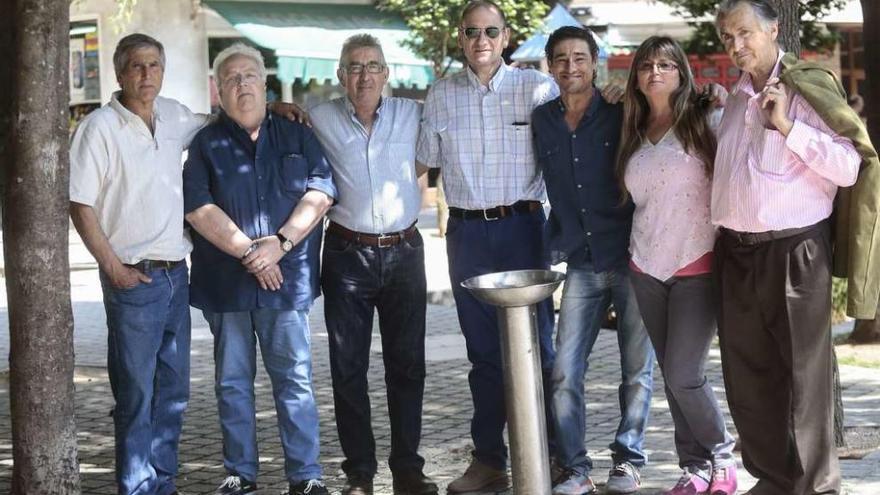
left=710, top=1, right=860, bottom=494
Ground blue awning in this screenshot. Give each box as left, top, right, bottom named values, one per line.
left=206, top=1, right=435, bottom=89
left=511, top=4, right=608, bottom=61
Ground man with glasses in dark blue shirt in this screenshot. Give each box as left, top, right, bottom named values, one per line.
left=531, top=27, right=654, bottom=495
left=183, top=43, right=335, bottom=495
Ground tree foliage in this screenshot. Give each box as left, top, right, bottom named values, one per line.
left=376, top=0, right=549, bottom=77
left=657, top=0, right=847, bottom=54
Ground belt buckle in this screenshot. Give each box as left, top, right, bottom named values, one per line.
left=376, top=233, right=395, bottom=248
left=483, top=208, right=500, bottom=221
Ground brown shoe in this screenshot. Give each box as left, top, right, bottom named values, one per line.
left=446, top=459, right=509, bottom=493
left=342, top=473, right=374, bottom=495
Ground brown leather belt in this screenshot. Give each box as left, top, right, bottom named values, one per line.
left=448, top=200, right=542, bottom=221
left=127, top=259, right=186, bottom=272
left=721, top=223, right=819, bottom=246
left=327, top=221, right=418, bottom=248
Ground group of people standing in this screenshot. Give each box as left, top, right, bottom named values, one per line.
left=68, top=0, right=878, bottom=495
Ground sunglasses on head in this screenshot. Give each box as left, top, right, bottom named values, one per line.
left=461, top=26, right=503, bottom=39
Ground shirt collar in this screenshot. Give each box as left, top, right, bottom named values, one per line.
left=465, top=62, right=510, bottom=92
left=343, top=95, right=385, bottom=118
left=555, top=87, right=601, bottom=123
left=219, top=109, right=270, bottom=142
left=109, top=91, right=163, bottom=128
left=732, top=49, right=785, bottom=97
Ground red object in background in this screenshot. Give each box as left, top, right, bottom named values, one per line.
left=608, top=51, right=825, bottom=91
left=608, top=53, right=741, bottom=90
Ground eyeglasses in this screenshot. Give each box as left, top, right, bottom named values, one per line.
left=343, top=62, right=386, bottom=75
left=461, top=26, right=503, bottom=39
left=220, top=72, right=261, bottom=89
left=636, top=61, right=679, bottom=74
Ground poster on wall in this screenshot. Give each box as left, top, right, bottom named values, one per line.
left=70, top=37, right=86, bottom=104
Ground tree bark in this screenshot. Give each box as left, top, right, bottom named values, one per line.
left=2, top=0, right=81, bottom=493
left=851, top=0, right=880, bottom=344
left=771, top=0, right=801, bottom=55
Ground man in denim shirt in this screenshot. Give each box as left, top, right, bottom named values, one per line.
left=531, top=27, right=654, bottom=495
left=183, top=44, right=335, bottom=495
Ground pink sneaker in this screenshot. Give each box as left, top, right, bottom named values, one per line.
left=664, top=470, right=710, bottom=495
left=710, top=465, right=738, bottom=495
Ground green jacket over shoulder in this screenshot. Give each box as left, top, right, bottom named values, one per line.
left=780, top=52, right=880, bottom=319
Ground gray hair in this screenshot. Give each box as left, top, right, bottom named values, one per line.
left=113, top=33, right=165, bottom=78
left=212, top=43, right=267, bottom=86
left=339, top=34, right=386, bottom=68
left=716, top=0, right=779, bottom=31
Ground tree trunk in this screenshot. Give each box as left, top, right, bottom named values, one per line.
left=771, top=0, right=801, bottom=55
left=851, top=0, right=880, bottom=344
left=2, top=1, right=81, bottom=493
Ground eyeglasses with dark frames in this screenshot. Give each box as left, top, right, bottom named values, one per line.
left=343, top=62, right=386, bottom=75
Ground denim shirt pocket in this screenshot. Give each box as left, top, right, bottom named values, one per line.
left=536, top=144, right=560, bottom=171
left=280, top=153, right=309, bottom=195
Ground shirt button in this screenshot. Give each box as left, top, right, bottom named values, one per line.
left=572, top=134, right=577, bottom=139
left=580, top=208, right=586, bottom=213
left=587, top=232, right=592, bottom=236
left=577, top=184, right=583, bottom=189
left=574, top=157, right=579, bottom=162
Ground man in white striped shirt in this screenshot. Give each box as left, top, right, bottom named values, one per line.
left=417, top=2, right=559, bottom=492
left=309, top=34, right=438, bottom=495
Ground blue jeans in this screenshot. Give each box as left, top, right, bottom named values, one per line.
left=202, top=309, right=321, bottom=484
left=100, top=263, right=191, bottom=495
left=551, top=262, right=654, bottom=475
left=321, top=230, right=427, bottom=477
left=445, top=210, right=556, bottom=470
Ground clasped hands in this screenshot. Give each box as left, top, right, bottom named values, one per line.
left=242, top=235, right=285, bottom=291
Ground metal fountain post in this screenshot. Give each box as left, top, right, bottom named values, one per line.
left=461, top=269, right=565, bottom=494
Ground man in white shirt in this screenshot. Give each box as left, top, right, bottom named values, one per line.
left=69, top=33, right=205, bottom=495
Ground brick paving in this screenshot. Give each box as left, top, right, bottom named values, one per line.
left=0, top=218, right=878, bottom=494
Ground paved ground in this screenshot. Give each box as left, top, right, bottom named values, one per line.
left=0, top=209, right=878, bottom=494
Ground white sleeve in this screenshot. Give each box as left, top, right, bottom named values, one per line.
left=69, top=120, right=109, bottom=207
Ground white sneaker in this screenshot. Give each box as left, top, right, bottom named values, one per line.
left=605, top=462, right=641, bottom=494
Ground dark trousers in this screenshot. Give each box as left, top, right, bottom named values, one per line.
left=445, top=209, right=556, bottom=470
left=714, top=222, right=840, bottom=495
left=321, top=229, right=428, bottom=477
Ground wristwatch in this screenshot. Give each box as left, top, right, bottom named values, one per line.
left=276, top=231, right=294, bottom=253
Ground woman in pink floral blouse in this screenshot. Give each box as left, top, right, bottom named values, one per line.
left=616, top=36, right=737, bottom=495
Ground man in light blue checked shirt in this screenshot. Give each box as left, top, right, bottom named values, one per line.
left=416, top=2, right=557, bottom=493
left=417, top=2, right=623, bottom=493
left=309, top=34, right=438, bottom=495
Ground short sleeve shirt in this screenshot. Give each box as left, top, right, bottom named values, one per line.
left=310, top=96, right=422, bottom=233
left=69, top=92, right=207, bottom=264
left=183, top=112, right=337, bottom=312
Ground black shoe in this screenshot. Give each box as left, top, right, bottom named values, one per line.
left=215, top=474, right=257, bottom=495
left=392, top=469, right=439, bottom=495
left=342, top=473, right=374, bottom=495
left=289, top=478, right=329, bottom=495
